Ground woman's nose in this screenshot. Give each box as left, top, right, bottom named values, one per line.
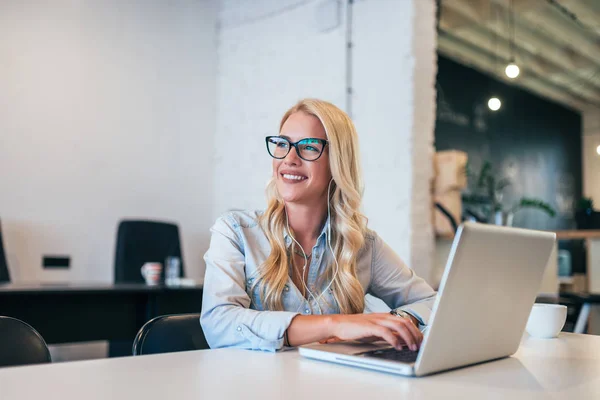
left=284, top=146, right=301, bottom=165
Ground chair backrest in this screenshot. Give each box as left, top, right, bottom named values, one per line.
left=0, top=316, right=51, bottom=367
left=0, top=219, right=10, bottom=283
left=114, top=220, right=184, bottom=283
left=132, top=314, right=209, bottom=356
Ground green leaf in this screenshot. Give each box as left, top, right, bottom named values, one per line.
left=514, top=197, right=556, bottom=217
left=496, top=178, right=511, bottom=192
left=476, top=161, right=492, bottom=188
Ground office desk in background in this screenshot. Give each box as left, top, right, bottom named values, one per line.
left=556, top=230, right=600, bottom=334
left=0, top=333, right=599, bottom=399
left=0, top=283, right=203, bottom=345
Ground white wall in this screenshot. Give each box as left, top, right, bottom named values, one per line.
left=213, top=0, right=347, bottom=218
left=352, top=0, right=437, bottom=279
left=0, top=0, right=217, bottom=282
left=0, top=0, right=438, bottom=284
left=583, top=108, right=600, bottom=204
left=214, top=0, right=437, bottom=281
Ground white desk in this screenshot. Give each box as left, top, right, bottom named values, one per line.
left=1, top=333, right=599, bottom=399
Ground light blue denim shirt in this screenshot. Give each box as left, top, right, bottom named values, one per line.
left=200, top=210, right=437, bottom=352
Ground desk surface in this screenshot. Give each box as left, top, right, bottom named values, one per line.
left=1, top=333, right=598, bottom=399
left=0, top=282, right=203, bottom=345
left=0, top=282, right=203, bottom=295
left=439, top=229, right=600, bottom=241
left=554, top=230, right=600, bottom=240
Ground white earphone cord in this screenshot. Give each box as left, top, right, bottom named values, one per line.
left=314, top=178, right=339, bottom=306
left=285, top=178, right=339, bottom=314
left=285, top=210, right=321, bottom=314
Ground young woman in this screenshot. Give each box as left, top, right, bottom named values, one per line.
left=201, top=99, right=436, bottom=352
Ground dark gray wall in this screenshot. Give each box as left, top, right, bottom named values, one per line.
left=435, top=55, right=582, bottom=231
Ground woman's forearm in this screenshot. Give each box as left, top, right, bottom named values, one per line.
left=285, top=312, right=423, bottom=350
left=286, top=314, right=336, bottom=347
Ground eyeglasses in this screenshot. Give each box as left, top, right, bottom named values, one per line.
left=265, top=136, right=328, bottom=162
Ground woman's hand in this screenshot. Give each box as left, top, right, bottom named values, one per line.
left=325, top=313, right=423, bottom=351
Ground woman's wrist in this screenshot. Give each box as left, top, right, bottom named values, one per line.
left=406, top=314, right=419, bottom=328
left=324, top=314, right=338, bottom=338
left=286, top=314, right=339, bottom=347
left=391, top=309, right=420, bottom=328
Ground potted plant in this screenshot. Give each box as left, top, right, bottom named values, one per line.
left=506, top=197, right=557, bottom=227
left=574, top=197, right=595, bottom=230
left=462, top=161, right=556, bottom=226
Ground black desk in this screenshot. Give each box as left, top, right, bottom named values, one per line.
left=559, top=292, right=600, bottom=334
left=0, top=283, right=203, bottom=345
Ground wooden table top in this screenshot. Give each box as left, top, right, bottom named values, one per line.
left=554, top=230, right=600, bottom=240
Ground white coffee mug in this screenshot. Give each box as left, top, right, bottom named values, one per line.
left=525, top=303, right=567, bottom=339
left=141, top=262, right=162, bottom=286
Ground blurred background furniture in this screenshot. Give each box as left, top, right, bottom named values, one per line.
left=0, top=219, right=11, bottom=284
left=114, top=220, right=185, bottom=284
left=433, top=150, right=468, bottom=239
left=554, top=230, right=600, bottom=334
left=0, top=316, right=51, bottom=368
left=558, top=293, right=600, bottom=334
left=132, top=313, right=208, bottom=356
left=0, top=283, right=203, bottom=351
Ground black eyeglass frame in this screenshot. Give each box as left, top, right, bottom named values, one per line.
left=265, top=136, right=329, bottom=162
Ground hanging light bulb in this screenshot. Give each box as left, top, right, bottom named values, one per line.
left=596, top=145, right=600, bottom=156
left=505, top=0, right=520, bottom=79
left=488, top=97, right=501, bottom=111
left=505, top=62, right=520, bottom=79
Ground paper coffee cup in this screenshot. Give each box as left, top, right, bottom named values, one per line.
left=141, top=262, right=162, bottom=285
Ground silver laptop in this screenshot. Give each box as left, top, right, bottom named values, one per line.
left=299, top=222, right=556, bottom=377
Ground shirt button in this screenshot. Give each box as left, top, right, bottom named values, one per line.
left=284, top=286, right=289, bottom=292
left=304, top=309, right=311, bottom=314
left=237, top=326, right=242, bottom=332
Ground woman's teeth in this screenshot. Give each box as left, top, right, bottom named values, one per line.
left=282, top=174, right=306, bottom=181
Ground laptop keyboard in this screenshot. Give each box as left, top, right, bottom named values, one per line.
left=360, top=347, right=419, bottom=363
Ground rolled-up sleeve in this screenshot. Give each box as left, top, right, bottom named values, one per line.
left=200, top=215, right=299, bottom=352
left=368, top=233, right=437, bottom=327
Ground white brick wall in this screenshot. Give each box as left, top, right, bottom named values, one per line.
left=352, top=0, right=437, bottom=281
left=214, top=0, right=437, bottom=282
left=352, top=0, right=415, bottom=262
left=409, top=0, right=437, bottom=281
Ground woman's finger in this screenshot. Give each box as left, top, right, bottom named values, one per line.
left=319, top=336, right=343, bottom=344
left=370, top=325, right=402, bottom=350
left=398, top=316, right=423, bottom=346
left=376, top=317, right=419, bottom=350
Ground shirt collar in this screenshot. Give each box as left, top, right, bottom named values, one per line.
left=283, top=214, right=330, bottom=249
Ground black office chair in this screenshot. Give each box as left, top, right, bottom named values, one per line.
left=132, top=314, right=209, bottom=356
left=114, top=220, right=185, bottom=283
left=0, top=219, right=11, bottom=283
left=0, top=316, right=51, bottom=367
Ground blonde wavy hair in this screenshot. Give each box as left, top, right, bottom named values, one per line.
left=251, top=98, right=367, bottom=314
